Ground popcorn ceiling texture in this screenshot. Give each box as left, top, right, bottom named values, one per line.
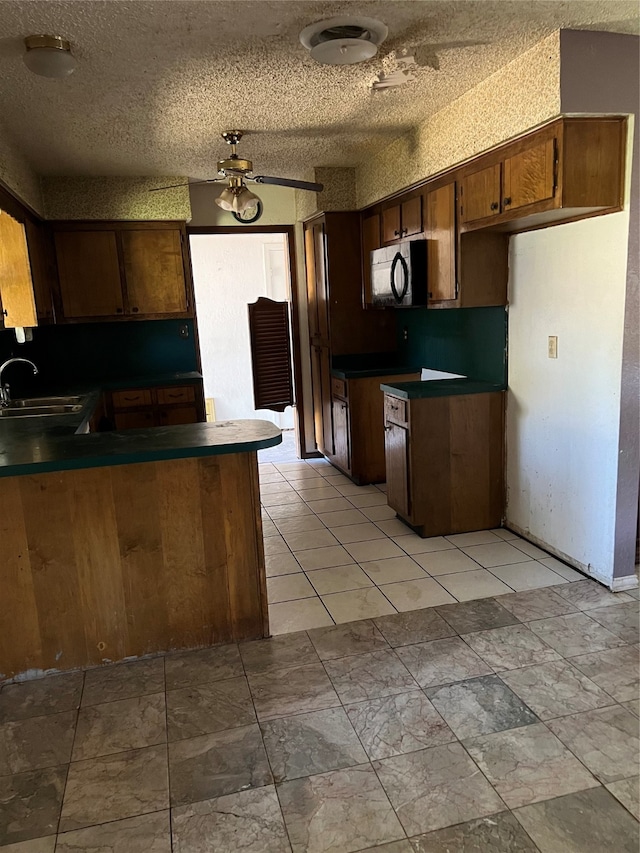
left=0, top=129, right=43, bottom=214
left=356, top=32, right=562, bottom=208
left=295, top=167, right=357, bottom=221
left=41, top=177, right=191, bottom=221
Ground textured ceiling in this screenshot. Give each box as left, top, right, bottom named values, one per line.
left=0, top=1, right=637, bottom=181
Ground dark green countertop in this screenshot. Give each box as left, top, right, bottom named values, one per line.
left=380, top=378, right=506, bottom=399
left=331, top=365, right=421, bottom=380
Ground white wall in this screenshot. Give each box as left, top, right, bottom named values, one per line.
left=506, top=209, right=630, bottom=584
left=189, top=232, right=294, bottom=428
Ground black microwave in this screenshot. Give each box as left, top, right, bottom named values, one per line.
left=370, top=240, right=427, bottom=307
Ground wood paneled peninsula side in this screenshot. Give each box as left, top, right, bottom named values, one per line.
left=0, top=415, right=280, bottom=682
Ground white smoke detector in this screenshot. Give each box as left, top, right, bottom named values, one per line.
left=299, top=16, right=388, bottom=66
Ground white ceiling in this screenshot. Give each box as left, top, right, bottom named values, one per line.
left=0, top=1, right=637, bottom=181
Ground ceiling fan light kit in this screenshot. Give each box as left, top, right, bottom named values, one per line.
left=23, top=34, right=77, bottom=78
left=299, top=16, right=388, bottom=65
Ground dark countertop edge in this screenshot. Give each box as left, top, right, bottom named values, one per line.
left=331, top=366, right=422, bottom=380
left=380, top=379, right=506, bottom=399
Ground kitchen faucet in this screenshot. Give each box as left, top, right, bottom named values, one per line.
left=0, top=358, right=39, bottom=406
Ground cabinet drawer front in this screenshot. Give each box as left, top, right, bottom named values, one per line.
left=331, top=377, right=347, bottom=400
left=384, top=395, right=407, bottom=426
left=112, top=389, right=153, bottom=409
left=157, top=405, right=199, bottom=426
left=156, top=385, right=196, bottom=405
left=114, top=410, right=155, bottom=430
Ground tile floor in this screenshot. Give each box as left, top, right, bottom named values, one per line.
left=1, top=592, right=638, bottom=851
left=258, top=456, right=592, bottom=635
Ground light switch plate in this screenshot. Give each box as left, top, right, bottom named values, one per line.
left=548, top=335, right=558, bottom=358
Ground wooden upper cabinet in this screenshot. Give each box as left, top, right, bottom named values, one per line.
left=55, top=231, right=124, bottom=318
left=381, top=197, right=423, bottom=243
left=24, top=219, right=55, bottom=322
left=382, top=206, right=402, bottom=243
left=503, top=137, right=556, bottom=213
left=425, top=183, right=457, bottom=303
left=361, top=213, right=381, bottom=305
left=0, top=211, right=38, bottom=329
left=121, top=229, right=187, bottom=315
left=459, top=164, right=501, bottom=225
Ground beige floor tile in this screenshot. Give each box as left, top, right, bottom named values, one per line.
left=274, top=515, right=325, bottom=535
left=347, top=492, right=389, bottom=508
left=316, top=509, right=369, bottom=528
left=259, top=472, right=286, bottom=484
left=307, top=564, right=374, bottom=595
left=490, top=528, right=520, bottom=540
left=267, top=574, right=316, bottom=603
left=375, top=519, right=415, bottom=537
left=360, top=556, right=427, bottom=585
left=460, top=542, right=532, bottom=568
left=296, top=486, right=341, bottom=501
left=539, top=557, right=585, bottom=581
left=489, top=561, right=567, bottom=591
left=414, top=549, right=482, bottom=576
left=445, top=531, right=502, bottom=547
left=361, top=504, right=397, bottom=521
left=269, top=599, right=334, bottom=635
left=261, top=491, right=303, bottom=507
left=334, top=524, right=388, bottom=544
left=437, top=569, right=514, bottom=601
left=265, top=552, right=301, bottom=577
left=393, top=535, right=456, bottom=556
left=380, top=578, right=456, bottom=611
left=283, top=529, right=338, bottom=551
left=278, top=467, right=323, bottom=480
left=294, top=545, right=354, bottom=571
left=509, top=539, right=551, bottom=560
left=288, top=476, right=329, bottom=490
left=263, top=535, right=289, bottom=556
left=345, top=538, right=405, bottom=562
left=262, top=519, right=278, bottom=537
left=259, top=463, right=278, bottom=474
left=306, top=497, right=354, bottom=514
left=260, top=481, right=296, bottom=495
left=322, top=473, right=353, bottom=487
left=335, top=483, right=381, bottom=496
left=266, top=503, right=314, bottom=520
left=322, top=588, right=397, bottom=623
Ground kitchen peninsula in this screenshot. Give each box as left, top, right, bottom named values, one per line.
left=0, top=399, right=280, bottom=682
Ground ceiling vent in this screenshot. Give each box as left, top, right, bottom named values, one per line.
left=299, top=16, right=388, bottom=65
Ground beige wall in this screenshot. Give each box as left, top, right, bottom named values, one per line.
left=190, top=182, right=296, bottom=227
left=356, top=31, right=561, bottom=208
left=41, top=176, right=191, bottom=220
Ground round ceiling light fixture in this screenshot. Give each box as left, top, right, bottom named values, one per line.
left=23, top=35, right=77, bottom=78
left=299, top=17, right=388, bottom=66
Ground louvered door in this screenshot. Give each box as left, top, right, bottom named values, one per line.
left=248, top=297, right=294, bottom=412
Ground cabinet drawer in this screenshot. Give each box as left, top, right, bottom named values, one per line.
left=112, top=389, right=153, bottom=409
left=331, top=377, right=347, bottom=400
left=156, top=385, right=196, bottom=405
left=384, top=395, right=407, bottom=426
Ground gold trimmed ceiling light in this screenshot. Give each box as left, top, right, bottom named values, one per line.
left=214, top=176, right=261, bottom=213
left=23, top=35, right=77, bottom=78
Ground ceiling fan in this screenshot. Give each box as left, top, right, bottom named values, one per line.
left=152, top=131, right=324, bottom=220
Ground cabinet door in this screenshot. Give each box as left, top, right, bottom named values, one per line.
left=385, top=421, right=410, bottom=518
left=426, top=184, right=457, bottom=303
left=24, top=219, right=55, bottom=321
left=382, top=205, right=402, bottom=243
left=361, top=213, right=381, bottom=305
left=459, top=164, right=501, bottom=225
left=502, top=137, right=556, bottom=212
left=401, top=196, right=423, bottom=237
left=157, top=405, right=199, bottom=425
left=332, top=399, right=351, bottom=472
left=121, top=229, right=188, bottom=315
left=310, top=345, right=333, bottom=456
left=0, top=211, right=37, bottom=328
left=114, top=410, right=155, bottom=430
left=55, top=231, right=124, bottom=318
left=313, top=223, right=330, bottom=342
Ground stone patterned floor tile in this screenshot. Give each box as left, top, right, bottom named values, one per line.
left=239, top=631, right=319, bottom=675
left=409, top=811, right=539, bottom=852
left=168, top=724, right=272, bottom=806
left=435, top=598, right=520, bottom=634
left=396, top=637, right=494, bottom=688
left=166, top=676, right=255, bottom=741
left=321, top=587, right=396, bottom=624
left=373, top=742, right=505, bottom=836
left=0, top=837, right=56, bottom=852
left=0, top=765, right=67, bottom=846
left=307, top=620, right=389, bottom=660
left=462, top=624, right=561, bottom=671
left=55, top=811, right=171, bottom=852
left=553, top=579, right=632, bottom=611
left=72, top=693, right=166, bottom=760
left=605, top=777, right=640, bottom=820
left=60, top=745, right=169, bottom=832
left=345, top=691, right=455, bottom=760
left=513, top=786, right=640, bottom=852
left=172, top=785, right=291, bottom=853
left=164, top=644, right=243, bottom=690
left=0, top=710, right=76, bottom=775
left=356, top=842, right=413, bottom=853
left=324, top=650, right=417, bottom=704
left=497, top=587, right=579, bottom=623
left=0, top=673, right=83, bottom=724
left=623, top=698, right=640, bottom=717
left=587, top=602, right=640, bottom=644
left=500, top=659, right=614, bottom=720
left=269, top=599, right=334, bottom=634
left=248, top=663, right=340, bottom=721
left=527, top=612, right=625, bottom=658
left=379, top=578, right=457, bottom=611
left=546, top=705, right=639, bottom=783
left=373, top=608, right=456, bottom=648
left=425, top=675, right=538, bottom=739
left=278, top=764, right=405, bottom=853
left=464, top=722, right=599, bottom=809
left=569, top=645, right=640, bottom=701
left=626, top=586, right=640, bottom=599
left=260, top=706, right=368, bottom=782
left=82, top=658, right=165, bottom=706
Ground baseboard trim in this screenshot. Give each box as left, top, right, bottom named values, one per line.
left=611, top=575, right=639, bottom=592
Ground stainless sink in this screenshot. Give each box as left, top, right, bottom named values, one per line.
left=8, top=395, right=85, bottom=408
left=0, top=395, right=86, bottom=418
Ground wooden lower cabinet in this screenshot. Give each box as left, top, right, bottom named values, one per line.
left=328, top=371, right=420, bottom=484
left=384, top=390, right=504, bottom=536
left=108, top=382, right=204, bottom=430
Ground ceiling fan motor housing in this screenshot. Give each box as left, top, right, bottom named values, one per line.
left=299, top=16, right=388, bottom=65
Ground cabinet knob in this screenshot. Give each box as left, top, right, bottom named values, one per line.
left=503, top=197, right=511, bottom=206
left=1, top=309, right=7, bottom=317
left=402, top=228, right=408, bottom=236
left=490, top=202, right=499, bottom=211
left=428, top=292, right=433, bottom=299
left=393, top=229, right=400, bottom=237
left=132, top=306, right=139, bottom=313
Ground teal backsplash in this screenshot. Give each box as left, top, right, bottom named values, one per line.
left=0, top=320, right=198, bottom=394
left=395, top=306, right=507, bottom=384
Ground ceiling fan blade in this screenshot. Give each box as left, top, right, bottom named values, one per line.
left=252, top=175, right=323, bottom=192
left=149, top=179, right=224, bottom=192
